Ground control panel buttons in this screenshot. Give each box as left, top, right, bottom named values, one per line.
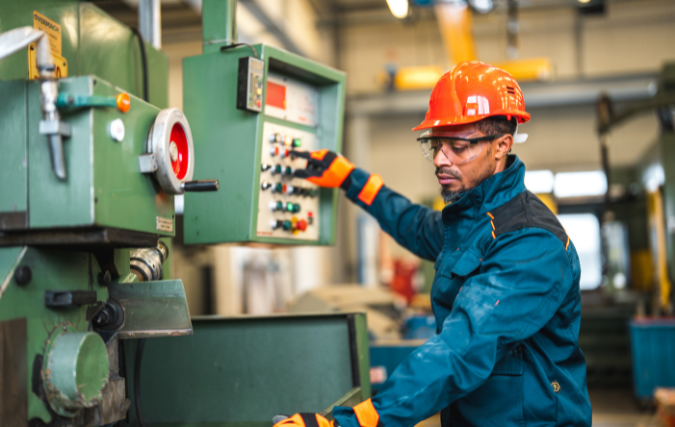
left=283, top=220, right=293, bottom=231
left=270, top=146, right=280, bottom=157
left=270, top=133, right=282, bottom=143
left=285, top=185, right=294, bottom=195
left=271, top=164, right=282, bottom=175
left=283, top=166, right=293, bottom=177
left=280, top=148, right=291, bottom=159
left=296, top=219, right=307, bottom=232
left=283, top=136, right=293, bottom=146
left=261, top=163, right=272, bottom=172
left=270, top=220, right=281, bottom=230
left=261, top=182, right=272, bottom=191
left=292, top=138, right=302, bottom=148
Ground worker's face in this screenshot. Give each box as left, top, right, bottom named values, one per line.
left=432, top=123, right=512, bottom=203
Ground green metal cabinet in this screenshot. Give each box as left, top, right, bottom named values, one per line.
left=182, top=45, right=346, bottom=246
left=125, top=313, right=371, bottom=427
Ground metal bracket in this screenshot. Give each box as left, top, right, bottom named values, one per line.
left=138, top=153, right=158, bottom=173
left=39, top=120, right=71, bottom=138
left=44, top=290, right=97, bottom=308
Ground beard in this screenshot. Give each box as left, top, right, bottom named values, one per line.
left=436, top=167, right=466, bottom=204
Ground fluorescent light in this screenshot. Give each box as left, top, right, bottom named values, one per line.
left=554, top=171, right=607, bottom=198
left=643, top=163, right=665, bottom=192
left=468, top=0, right=494, bottom=13
left=387, top=0, right=409, bottom=19
left=578, top=0, right=591, bottom=3
left=524, top=170, right=554, bottom=194
left=558, top=213, right=602, bottom=290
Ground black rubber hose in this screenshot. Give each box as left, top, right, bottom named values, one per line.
left=129, top=27, right=149, bottom=103
left=134, top=338, right=147, bottom=427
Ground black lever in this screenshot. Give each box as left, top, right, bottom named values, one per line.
left=45, top=290, right=97, bottom=308
left=181, top=180, right=219, bottom=192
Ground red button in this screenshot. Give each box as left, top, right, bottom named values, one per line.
left=282, top=184, right=287, bottom=194
left=256, top=100, right=261, bottom=107
left=297, top=219, right=307, bottom=231
left=307, top=211, right=313, bottom=217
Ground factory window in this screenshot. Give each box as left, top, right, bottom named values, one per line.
left=524, top=170, right=554, bottom=194
left=558, top=213, right=602, bottom=290
left=554, top=171, right=607, bottom=198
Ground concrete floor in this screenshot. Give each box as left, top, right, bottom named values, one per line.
left=415, top=388, right=659, bottom=427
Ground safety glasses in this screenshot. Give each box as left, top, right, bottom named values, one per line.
left=417, top=131, right=504, bottom=164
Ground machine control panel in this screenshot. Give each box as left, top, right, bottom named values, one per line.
left=257, top=122, right=319, bottom=240
left=237, top=57, right=265, bottom=113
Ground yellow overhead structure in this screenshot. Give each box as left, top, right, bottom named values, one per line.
left=435, top=3, right=477, bottom=65
left=388, top=3, right=552, bottom=91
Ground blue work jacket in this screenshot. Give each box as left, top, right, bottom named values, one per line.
left=333, top=156, right=592, bottom=427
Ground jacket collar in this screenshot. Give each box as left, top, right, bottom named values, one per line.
left=442, top=155, right=526, bottom=221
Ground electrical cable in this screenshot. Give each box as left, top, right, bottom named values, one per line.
left=129, top=27, right=149, bottom=103
left=220, top=42, right=258, bottom=58
left=129, top=26, right=150, bottom=427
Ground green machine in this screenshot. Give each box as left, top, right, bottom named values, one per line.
left=0, top=2, right=216, bottom=426
left=183, top=0, right=347, bottom=246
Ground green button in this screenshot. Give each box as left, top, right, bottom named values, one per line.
left=276, top=201, right=283, bottom=211
left=286, top=202, right=294, bottom=212
left=283, top=220, right=292, bottom=231
left=293, top=203, right=301, bottom=213
left=285, top=166, right=293, bottom=176
left=292, top=138, right=302, bottom=147
left=274, top=164, right=282, bottom=174
left=275, top=183, right=283, bottom=193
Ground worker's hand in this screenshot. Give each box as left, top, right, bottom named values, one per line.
left=291, top=149, right=354, bottom=189
left=273, top=413, right=339, bottom=427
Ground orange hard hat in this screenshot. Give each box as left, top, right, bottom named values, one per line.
left=412, top=61, right=530, bottom=131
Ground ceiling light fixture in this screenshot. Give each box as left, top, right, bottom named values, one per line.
left=577, top=0, right=592, bottom=3
left=387, top=0, right=409, bottom=19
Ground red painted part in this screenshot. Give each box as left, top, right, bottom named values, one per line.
left=297, top=219, right=307, bottom=231
left=266, top=81, right=286, bottom=110
left=307, top=211, right=313, bottom=217
left=170, top=123, right=190, bottom=180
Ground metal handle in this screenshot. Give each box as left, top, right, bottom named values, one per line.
left=181, top=179, right=219, bottom=192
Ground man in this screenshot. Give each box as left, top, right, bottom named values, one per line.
left=279, top=61, right=592, bottom=427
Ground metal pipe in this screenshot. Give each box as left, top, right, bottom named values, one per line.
left=139, top=0, right=162, bottom=49
left=0, top=27, right=66, bottom=180
left=202, top=0, right=237, bottom=53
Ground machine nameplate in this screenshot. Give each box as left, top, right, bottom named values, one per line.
left=33, top=11, right=62, bottom=55
left=28, top=43, right=68, bottom=80
left=156, top=217, right=174, bottom=232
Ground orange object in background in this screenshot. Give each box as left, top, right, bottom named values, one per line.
left=655, top=388, right=675, bottom=427
left=389, top=259, right=419, bottom=304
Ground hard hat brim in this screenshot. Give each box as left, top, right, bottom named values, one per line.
left=412, top=111, right=531, bottom=132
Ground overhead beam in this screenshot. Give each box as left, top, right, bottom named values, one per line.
left=347, top=73, right=659, bottom=117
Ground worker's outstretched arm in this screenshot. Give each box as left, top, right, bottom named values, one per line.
left=332, top=228, right=577, bottom=427
left=292, top=149, right=443, bottom=261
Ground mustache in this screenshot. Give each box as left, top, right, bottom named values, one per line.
left=435, top=167, right=462, bottom=179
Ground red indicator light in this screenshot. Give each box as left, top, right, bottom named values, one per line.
left=307, top=211, right=313, bottom=217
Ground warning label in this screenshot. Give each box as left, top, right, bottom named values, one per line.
left=33, top=11, right=62, bottom=56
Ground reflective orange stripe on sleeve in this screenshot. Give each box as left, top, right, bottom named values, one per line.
left=353, top=398, right=380, bottom=427
left=357, top=174, right=384, bottom=206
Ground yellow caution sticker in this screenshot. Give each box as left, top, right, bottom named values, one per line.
left=28, top=43, right=68, bottom=80
left=33, top=11, right=61, bottom=56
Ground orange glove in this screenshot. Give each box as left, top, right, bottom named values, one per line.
left=273, top=413, right=338, bottom=427
left=291, top=149, right=355, bottom=189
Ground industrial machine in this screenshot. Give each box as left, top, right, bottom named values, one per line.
left=1, top=1, right=367, bottom=427
left=183, top=1, right=346, bottom=246
left=0, top=2, right=216, bottom=426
